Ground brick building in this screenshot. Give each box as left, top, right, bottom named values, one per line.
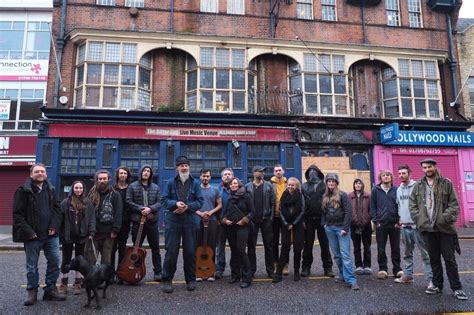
left=457, top=18, right=474, bottom=121
left=35, top=0, right=474, bottom=225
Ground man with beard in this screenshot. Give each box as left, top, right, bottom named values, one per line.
left=87, top=170, right=123, bottom=266
left=13, top=163, right=66, bottom=306
left=410, top=159, right=468, bottom=300
left=111, top=166, right=131, bottom=282
left=245, top=166, right=276, bottom=278
left=126, top=165, right=162, bottom=282
left=161, top=156, right=203, bottom=293
left=195, top=169, right=222, bottom=282
left=301, top=165, right=334, bottom=278
left=215, top=168, right=233, bottom=279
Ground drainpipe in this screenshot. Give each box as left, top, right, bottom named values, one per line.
left=360, top=3, right=367, bottom=44
left=170, top=0, right=174, bottom=33
left=446, top=12, right=458, bottom=104
left=53, top=0, right=67, bottom=108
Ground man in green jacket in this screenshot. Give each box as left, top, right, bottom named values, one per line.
left=409, top=158, right=467, bottom=301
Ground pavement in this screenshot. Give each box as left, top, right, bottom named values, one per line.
left=1, top=225, right=473, bottom=250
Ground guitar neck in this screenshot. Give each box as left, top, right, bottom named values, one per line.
left=202, top=224, right=209, bottom=251
left=132, top=219, right=146, bottom=255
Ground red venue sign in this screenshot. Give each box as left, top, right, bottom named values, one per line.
left=391, top=147, right=458, bottom=155
left=48, top=124, right=295, bottom=142
left=0, top=135, right=37, bottom=166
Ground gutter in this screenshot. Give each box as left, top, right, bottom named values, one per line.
left=53, top=0, right=67, bottom=108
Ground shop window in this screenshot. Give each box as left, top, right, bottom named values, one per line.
left=60, top=141, right=97, bottom=174
left=181, top=144, right=227, bottom=177
left=247, top=144, right=279, bottom=178
left=297, top=0, right=313, bottom=20
left=0, top=88, right=44, bottom=131
left=285, top=146, right=295, bottom=169
left=120, top=143, right=160, bottom=177
left=42, top=143, right=53, bottom=167
left=74, top=42, right=151, bottom=110
left=102, top=144, right=113, bottom=168
left=165, top=143, right=175, bottom=169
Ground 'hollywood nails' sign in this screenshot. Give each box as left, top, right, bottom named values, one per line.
left=385, top=131, right=473, bottom=147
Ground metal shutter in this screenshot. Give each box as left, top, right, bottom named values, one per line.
left=391, top=154, right=463, bottom=227
left=0, top=168, right=29, bottom=225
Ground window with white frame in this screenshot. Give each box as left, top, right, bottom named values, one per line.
left=97, top=0, right=116, bottom=5
left=297, top=0, right=313, bottom=20
left=408, top=0, right=422, bottom=28
left=74, top=41, right=152, bottom=110
left=201, top=0, right=218, bottom=13
left=382, top=59, right=441, bottom=119
left=302, top=53, right=349, bottom=115
left=125, top=0, right=144, bottom=8
left=321, top=0, right=336, bottom=21
left=186, top=47, right=246, bottom=112
left=386, top=0, right=400, bottom=26
left=0, top=21, right=50, bottom=60
left=228, top=0, right=244, bottom=15
left=0, top=88, right=44, bottom=131
left=468, top=77, right=474, bottom=118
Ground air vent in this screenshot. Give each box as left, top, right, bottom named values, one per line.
left=427, top=0, right=456, bottom=13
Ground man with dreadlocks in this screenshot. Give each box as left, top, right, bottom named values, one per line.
left=87, top=169, right=122, bottom=266
left=410, top=158, right=468, bottom=301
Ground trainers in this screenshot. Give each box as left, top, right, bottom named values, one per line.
left=351, top=283, right=360, bottom=290
left=425, top=285, right=442, bottom=295
left=214, top=271, right=223, bottom=280
left=395, top=271, right=404, bottom=278
left=363, top=267, right=373, bottom=275
left=161, top=281, right=173, bottom=294
left=207, top=277, right=215, bottom=282
left=355, top=267, right=364, bottom=275
left=300, top=268, right=310, bottom=277
left=57, top=283, right=68, bottom=295
left=283, top=264, right=289, bottom=276
left=153, top=273, right=162, bottom=282
left=73, top=283, right=81, bottom=295
left=377, top=270, right=388, bottom=280
left=324, top=269, right=335, bottom=278
left=426, top=280, right=435, bottom=290
left=395, top=275, right=414, bottom=284
left=196, top=277, right=203, bottom=282
left=453, top=289, right=468, bottom=301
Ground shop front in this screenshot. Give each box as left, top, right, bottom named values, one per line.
left=373, top=130, right=474, bottom=227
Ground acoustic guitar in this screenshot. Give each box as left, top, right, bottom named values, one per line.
left=117, top=215, right=147, bottom=284
left=195, top=219, right=216, bottom=279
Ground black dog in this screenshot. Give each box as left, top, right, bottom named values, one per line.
left=66, top=255, right=114, bottom=310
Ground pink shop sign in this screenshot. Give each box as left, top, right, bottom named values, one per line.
left=391, top=147, right=458, bottom=155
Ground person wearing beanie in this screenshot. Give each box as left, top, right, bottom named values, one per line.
left=321, top=173, right=359, bottom=290
left=161, top=156, right=203, bottom=293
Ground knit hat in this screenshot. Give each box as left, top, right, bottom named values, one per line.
left=176, top=155, right=190, bottom=167
left=325, top=173, right=339, bottom=184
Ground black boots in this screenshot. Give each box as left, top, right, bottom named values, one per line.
left=301, top=267, right=310, bottom=277
left=293, top=269, right=301, bottom=281
left=24, top=288, right=38, bottom=306
left=272, top=265, right=283, bottom=283
left=43, top=285, right=66, bottom=301
left=324, top=268, right=335, bottom=278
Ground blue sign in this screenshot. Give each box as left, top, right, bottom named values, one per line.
left=380, top=123, right=399, bottom=143
left=385, top=130, right=474, bottom=147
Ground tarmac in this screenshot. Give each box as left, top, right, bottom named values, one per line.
left=0, top=225, right=473, bottom=251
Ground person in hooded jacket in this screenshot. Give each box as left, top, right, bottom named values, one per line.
left=349, top=178, right=372, bottom=276
left=322, top=173, right=360, bottom=290
left=58, top=180, right=96, bottom=295
left=301, top=164, right=334, bottom=278
left=272, top=177, right=304, bottom=283
left=126, top=165, right=162, bottom=281
left=221, top=178, right=254, bottom=289
left=370, top=170, right=402, bottom=280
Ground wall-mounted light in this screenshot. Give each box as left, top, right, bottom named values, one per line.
left=232, top=140, right=240, bottom=149
left=167, top=138, right=173, bottom=149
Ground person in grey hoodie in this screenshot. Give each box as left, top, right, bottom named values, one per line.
left=395, top=164, right=433, bottom=288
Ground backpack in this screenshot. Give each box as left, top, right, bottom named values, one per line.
left=97, top=192, right=114, bottom=224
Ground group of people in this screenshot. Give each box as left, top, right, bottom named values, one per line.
left=12, top=156, right=468, bottom=307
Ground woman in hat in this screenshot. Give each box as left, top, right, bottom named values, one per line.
left=322, top=173, right=359, bottom=290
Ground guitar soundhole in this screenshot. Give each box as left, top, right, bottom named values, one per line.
left=130, top=254, right=138, bottom=261
left=200, top=254, right=208, bottom=260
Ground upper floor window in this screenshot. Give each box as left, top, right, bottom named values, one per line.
left=125, top=0, right=144, bottom=8
left=228, top=0, right=244, bottom=14
left=321, top=0, right=337, bottom=21
left=0, top=21, right=50, bottom=60
left=201, top=0, right=218, bottom=13
left=186, top=47, right=246, bottom=112
left=386, top=0, right=400, bottom=26
left=97, top=0, right=115, bottom=5
left=408, top=0, right=422, bottom=28
left=297, top=0, right=313, bottom=20
left=468, top=77, right=474, bottom=118
left=0, top=88, right=44, bottom=131
left=74, top=41, right=152, bottom=110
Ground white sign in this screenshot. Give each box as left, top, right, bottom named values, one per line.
left=0, top=60, right=49, bottom=81
left=0, top=137, right=10, bottom=150
left=0, top=100, right=11, bottom=120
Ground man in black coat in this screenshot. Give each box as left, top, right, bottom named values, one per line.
left=12, top=163, right=66, bottom=306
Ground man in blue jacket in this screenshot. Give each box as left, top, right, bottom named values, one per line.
left=370, top=170, right=402, bottom=280
left=161, top=156, right=204, bottom=293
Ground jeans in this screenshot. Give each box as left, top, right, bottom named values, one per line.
left=272, top=216, right=285, bottom=263
left=226, top=224, right=252, bottom=283
left=162, top=214, right=198, bottom=283
left=215, top=223, right=227, bottom=273
left=61, top=242, right=85, bottom=274
left=24, top=236, right=61, bottom=290
left=350, top=224, right=372, bottom=268
left=325, top=225, right=356, bottom=285
left=401, top=227, right=432, bottom=280
left=247, top=219, right=274, bottom=276
left=375, top=224, right=401, bottom=275
left=278, top=222, right=304, bottom=272
left=111, top=218, right=131, bottom=270
left=132, top=220, right=162, bottom=275
left=423, top=231, right=462, bottom=291
left=302, top=218, right=333, bottom=271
